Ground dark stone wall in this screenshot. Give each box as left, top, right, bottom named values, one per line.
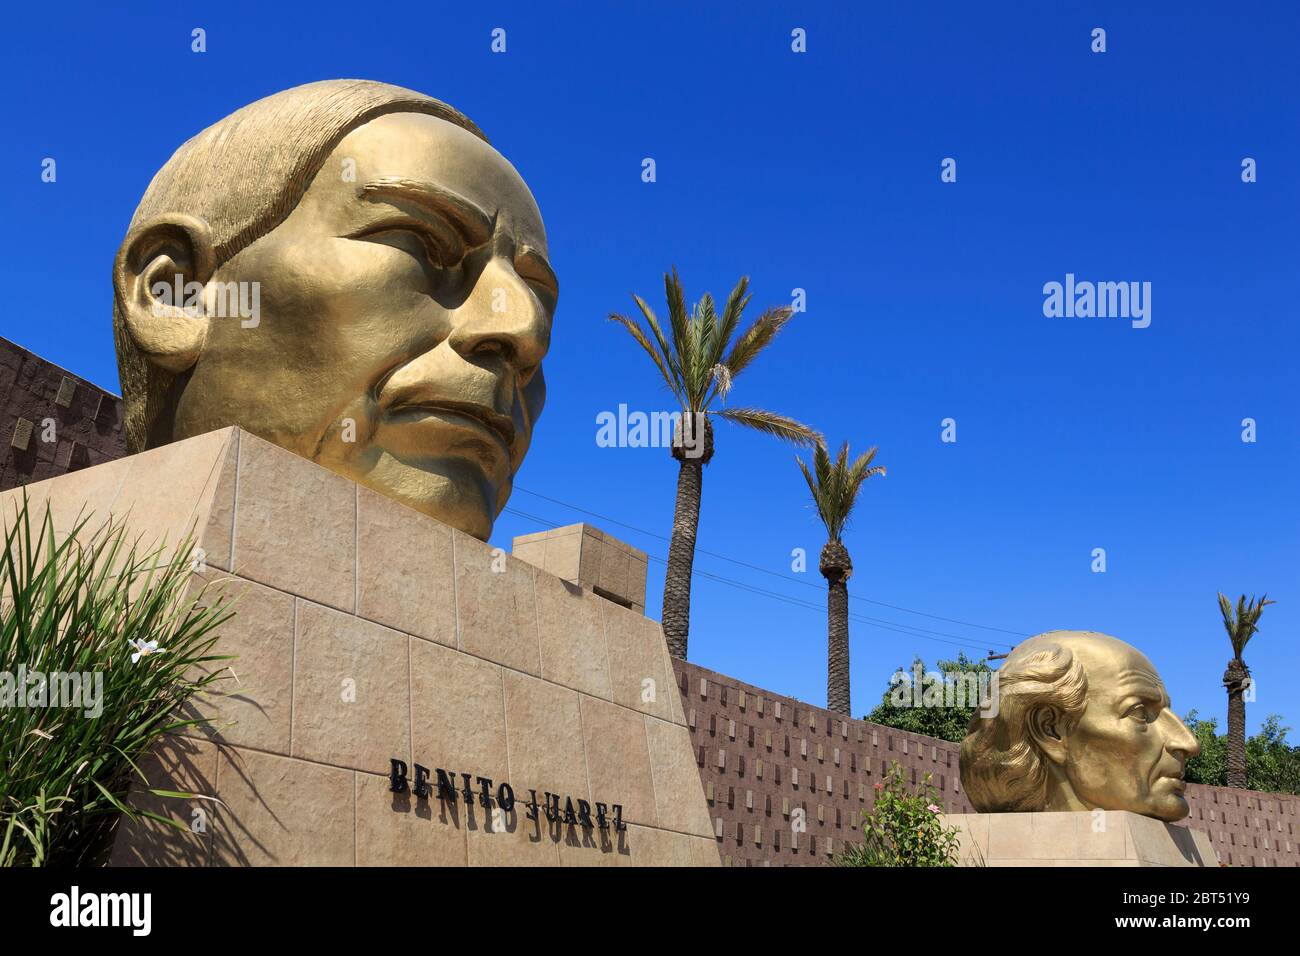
left=672, top=658, right=1300, bottom=867
left=0, top=336, right=124, bottom=492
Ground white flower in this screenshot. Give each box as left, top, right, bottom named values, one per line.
left=927, top=803, right=942, bottom=814
left=129, top=638, right=164, bottom=664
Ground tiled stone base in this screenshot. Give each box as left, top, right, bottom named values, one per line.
left=1, top=427, right=717, bottom=866
left=944, top=810, right=1218, bottom=866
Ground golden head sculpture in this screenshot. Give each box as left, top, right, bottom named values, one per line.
left=112, top=79, right=557, bottom=540
left=959, top=631, right=1200, bottom=822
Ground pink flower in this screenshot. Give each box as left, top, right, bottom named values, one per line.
left=873, top=783, right=884, bottom=791
left=927, top=803, right=942, bottom=814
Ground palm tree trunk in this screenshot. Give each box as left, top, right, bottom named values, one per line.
left=661, top=456, right=703, bottom=659
left=826, top=571, right=850, bottom=715
left=1224, top=659, right=1248, bottom=788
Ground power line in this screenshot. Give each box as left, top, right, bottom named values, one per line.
left=501, top=504, right=1013, bottom=655
left=509, top=485, right=1028, bottom=641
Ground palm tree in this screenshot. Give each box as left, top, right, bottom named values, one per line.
left=610, top=268, right=821, bottom=659
left=796, top=441, right=886, bottom=714
left=1218, top=592, right=1275, bottom=788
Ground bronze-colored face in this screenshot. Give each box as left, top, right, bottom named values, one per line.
left=1049, top=637, right=1200, bottom=821
left=167, top=112, right=556, bottom=539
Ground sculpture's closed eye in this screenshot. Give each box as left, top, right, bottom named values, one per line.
left=354, top=220, right=468, bottom=269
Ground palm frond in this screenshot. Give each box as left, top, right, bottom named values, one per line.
left=664, top=267, right=691, bottom=370
left=1218, top=591, right=1276, bottom=660
left=608, top=311, right=680, bottom=399
left=715, top=407, right=822, bottom=447
left=724, top=306, right=793, bottom=380
left=631, top=294, right=682, bottom=389
left=797, top=441, right=886, bottom=540
left=715, top=276, right=751, bottom=365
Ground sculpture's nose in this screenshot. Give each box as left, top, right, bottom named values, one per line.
left=447, top=255, right=550, bottom=386
left=1162, top=709, right=1200, bottom=761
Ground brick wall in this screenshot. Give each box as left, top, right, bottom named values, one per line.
left=672, top=659, right=1300, bottom=867
left=0, top=336, right=123, bottom=492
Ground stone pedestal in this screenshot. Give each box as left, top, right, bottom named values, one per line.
left=512, top=523, right=649, bottom=613
left=1, top=427, right=717, bottom=866
left=943, top=810, right=1219, bottom=866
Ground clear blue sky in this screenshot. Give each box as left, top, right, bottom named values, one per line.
left=3, top=1, right=1296, bottom=731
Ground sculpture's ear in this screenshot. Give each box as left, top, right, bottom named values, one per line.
left=113, top=214, right=215, bottom=373
left=1026, top=704, right=1070, bottom=765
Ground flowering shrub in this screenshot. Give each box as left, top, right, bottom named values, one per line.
left=0, top=497, right=235, bottom=866
left=835, top=761, right=962, bottom=867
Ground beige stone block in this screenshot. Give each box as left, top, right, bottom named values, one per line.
left=232, top=431, right=355, bottom=613
left=576, top=527, right=603, bottom=584
left=185, top=574, right=296, bottom=754
left=987, top=812, right=1040, bottom=859
left=112, top=429, right=234, bottom=562
left=5, top=452, right=132, bottom=541
left=410, top=638, right=508, bottom=785
left=955, top=810, right=1218, bottom=867
left=602, top=600, right=673, bottom=721
left=659, top=635, right=687, bottom=725
left=198, top=429, right=240, bottom=571
left=109, top=735, right=218, bottom=867
left=356, top=487, right=455, bottom=647
left=1031, top=811, right=1079, bottom=859
left=291, top=600, right=410, bottom=773
left=503, top=671, right=589, bottom=802
left=510, top=538, right=546, bottom=570
left=212, top=748, right=354, bottom=866
left=355, top=771, right=467, bottom=866
left=543, top=526, right=583, bottom=580
left=619, top=824, right=689, bottom=866
left=580, top=695, right=657, bottom=827
left=1074, top=810, right=1128, bottom=860
left=465, top=810, right=561, bottom=866
left=1128, top=813, right=1216, bottom=866
left=626, top=558, right=648, bottom=611
left=943, top=813, right=990, bottom=866
left=454, top=531, right=540, bottom=676
left=557, top=820, right=624, bottom=866
left=645, top=716, right=713, bottom=838
left=688, top=835, right=723, bottom=867
left=595, top=543, right=630, bottom=603
left=535, top=572, right=611, bottom=699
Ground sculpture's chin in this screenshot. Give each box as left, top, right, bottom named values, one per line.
left=347, top=453, right=502, bottom=540
left=1136, top=789, right=1191, bottom=823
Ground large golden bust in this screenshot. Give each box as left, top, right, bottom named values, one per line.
left=960, top=631, right=1200, bottom=822
left=112, top=80, right=557, bottom=540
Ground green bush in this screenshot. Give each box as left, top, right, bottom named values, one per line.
left=1183, top=710, right=1300, bottom=794
left=835, top=762, right=963, bottom=867
left=865, top=654, right=994, bottom=743
left=0, top=495, right=234, bottom=866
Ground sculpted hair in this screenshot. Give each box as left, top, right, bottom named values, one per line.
left=959, top=640, right=1089, bottom=812
left=113, top=79, right=488, bottom=453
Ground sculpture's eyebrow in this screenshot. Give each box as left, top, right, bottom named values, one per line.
left=1114, top=670, right=1168, bottom=707
left=358, top=177, right=493, bottom=247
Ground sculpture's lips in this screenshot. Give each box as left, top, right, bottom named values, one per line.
left=386, top=399, right=517, bottom=455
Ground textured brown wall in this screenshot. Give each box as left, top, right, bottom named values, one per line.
left=672, top=659, right=1300, bottom=867
left=0, top=336, right=124, bottom=492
